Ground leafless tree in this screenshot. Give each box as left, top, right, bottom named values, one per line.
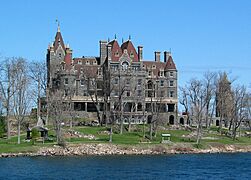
left=188, top=79, right=207, bottom=145
left=0, top=58, right=16, bottom=139
left=29, top=61, right=47, bottom=125
left=202, top=72, right=216, bottom=128
left=11, top=58, right=31, bottom=144
left=228, top=85, right=248, bottom=140
left=179, top=86, right=190, bottom=125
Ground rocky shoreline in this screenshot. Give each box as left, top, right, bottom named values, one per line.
left=1, top=143, right=251, bottom=158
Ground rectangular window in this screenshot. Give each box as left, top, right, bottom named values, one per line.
left=160, top=91, right=164, bottom=97
left=64, top=78, right=68, bottom=85
left=126, top=91, right=130, bottom=97
left=126, top=79, right=130, bottom=85
left=138, top=79, right=142, bottom=86
left=170, top=71, right=173, bottom=77
left=169, top=91, right=174, bottom=98
left=160, top=71, right=164, bottom=77
left=160, top=80, right=164, bottom=87
left=169, top=80, right=174, bottom=87
left=80, top=79, right=84, bottom=86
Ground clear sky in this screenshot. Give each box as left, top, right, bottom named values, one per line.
left=0, top=0, right=250, bottom=88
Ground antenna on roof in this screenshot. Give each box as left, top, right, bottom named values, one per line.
left=56, top=19, right=60, bottom=32
left=129, top=35, right=131, bottom=40
left=114, top=34, right=117, bottom=40
left=122, top=38, right=124, bottom=43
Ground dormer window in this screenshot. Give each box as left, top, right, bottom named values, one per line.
left=86, top=61, right=89, bottom=65
left=130, top=52, right=134, bottom=58
left=152, top=65, right=156, bottom=69
left=115, top=50, right=119, bottom=57
left=78, top=60, right=82, bottom=64
left=124, top=49, right=127, bottom=53
left=93, top=60, right=97, bottom=65
left=59, top=53, right=62, bottom=58
left=170, top=71, right=174, bottom=77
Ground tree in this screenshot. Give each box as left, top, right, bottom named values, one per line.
left=12, top=58, right=31, bottom=144
left=29, top=61, right=47, bottom=125
left=0, top=58, right=16, bottom=139
left=188, top=79, right=207, bottom=145
left=179, top=86, right=190, bottom=125
left=229, top=85, right=248, bottom=140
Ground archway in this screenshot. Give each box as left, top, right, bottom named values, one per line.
left=179, top=118, right=184, bottom=125
left=216, top=120, right=220, bottom=126
left=147, top=115, right=152, bottom=124
left=169, top=115, right=174, bottom=125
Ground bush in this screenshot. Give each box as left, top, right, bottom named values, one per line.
left=0, top=116, right=6, bottom=138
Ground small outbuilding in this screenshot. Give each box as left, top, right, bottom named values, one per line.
left=26, top=126, right=48, bottom=140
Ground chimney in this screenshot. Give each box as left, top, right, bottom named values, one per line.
left=164, top=51, right=171, bottom=62
left=154, top=51, right=161, bottom=62
left=100, top=40, right=107, bottom=64
left=107, top=44, right=112, bottom=61
left=138, top=46, right=143, bottom=61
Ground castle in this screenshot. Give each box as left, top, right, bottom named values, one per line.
left=46, top=26, right=178, bottom=125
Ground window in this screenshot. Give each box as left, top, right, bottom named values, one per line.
left=80, top=79, right=84, bottom=86
left=115, top=50, right=119, bottom=57
left=148, top=71, right=152, bottom=76
left=138, top=79, right=142, bottom=86
left=170, top=71, right=174, bottom=77
left=126, top=91, right=130, bottom=97
left=126, top=79, right=130, bottom=85
left=64, top=78, right=68, bottom=85
left=160, top=91, right=164, bottom=97
left=152, top=65, right=156, bottom=69
left=98, top=68, right=102, bottom=76
left=130, top=52, right=134, bottom=58
left=122, top=61, right=129, bottom=70
left=169, top=91, right=174, bottom=98
left=160, top=80, right=164, bottom=87
left=114, top=78, right=118, bottom=85
left=169, top=80, right=174, bottom=87
left=93, top=60, right=97, bottom=65
left=160, top=71, right=164, bottom=77
left=78, top=60, right=82, bottom=65
left=86, top=61, right=89, bottom=65
left=137, top=90, right=142, bottom=96
left=59, top=53, right=62, bottom=58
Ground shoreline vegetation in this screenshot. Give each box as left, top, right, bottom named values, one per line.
left=1, top=125, right=251, bottom=158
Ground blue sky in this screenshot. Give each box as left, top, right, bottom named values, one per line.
left=0, top=0, right=250, bottom=87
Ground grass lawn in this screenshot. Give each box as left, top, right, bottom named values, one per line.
left=0, top=125, right=250, bottom=153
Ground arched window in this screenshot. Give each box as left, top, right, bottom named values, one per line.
left=122, top=61, right=129, bottom=70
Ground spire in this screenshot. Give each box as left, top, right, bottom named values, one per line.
left=129, top=35, right=131, bottom=41
left=122, top=38, right=124, bottom=43
left=56, top=19, right=60, bottom=32
left=115, top=34, right=117, bottom=40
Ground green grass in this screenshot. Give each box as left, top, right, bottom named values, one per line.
left=0, top=125, right=250, bottom=153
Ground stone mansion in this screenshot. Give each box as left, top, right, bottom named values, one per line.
left=46, top=27, right=178, bottom=125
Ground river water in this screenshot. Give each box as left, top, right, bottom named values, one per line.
left=0, top=153, right=250, bottom=179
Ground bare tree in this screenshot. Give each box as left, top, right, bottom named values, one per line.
left=202, top=72, right=216, bottom=128
left=179, top=86, right=190, bottom=125
left=48, top=89, right=65, bottom=144
left=29, top=61, right=47, bottom=125
left=229, top=85, right=248, bottom=140
left=188, top=79, right=207, bottom=145
left=0, top=58, right=16, bottom=139
left=11, top=58, right=31, bottom=144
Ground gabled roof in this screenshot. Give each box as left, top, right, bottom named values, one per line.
left=121, top=40, right=138, bottom=62
left=143, top=61, right=166, bottom=76
left=165, top=56, right=176, bottom=70
left=108, top=40, right=122, bottom=61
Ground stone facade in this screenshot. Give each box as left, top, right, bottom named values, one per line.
left=47, top=28, right=178, bottom=125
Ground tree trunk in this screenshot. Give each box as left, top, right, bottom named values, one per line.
left=109, top=126, right=113, bottom=143
left=17, top=120, right=21, bottom=144
left=150, top=123, right=153, bottom=140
